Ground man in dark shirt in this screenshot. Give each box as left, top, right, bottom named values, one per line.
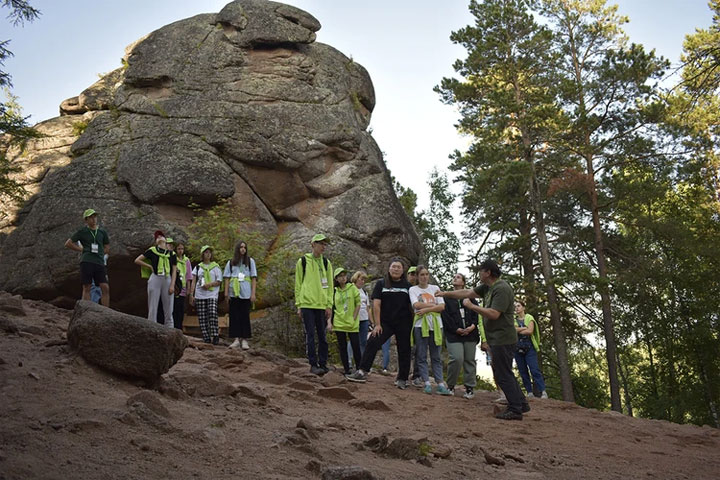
left=437, top=259, right=529, bottom=420
left=64, top=209, right=110, bottom=307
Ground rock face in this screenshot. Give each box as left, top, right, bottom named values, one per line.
left=0, top=0, right=420, bottom=315
left=68, top=300, right=188, bottom=380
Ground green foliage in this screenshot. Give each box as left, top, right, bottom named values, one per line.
left=71, top=119, right=88, bottom=136
left=475, top=375, right=497, bottom=392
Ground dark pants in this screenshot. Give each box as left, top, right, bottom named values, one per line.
left=490, top=344, right=527, bottom=414
left=360, top=320, right=412, bottom=380
left=301, top=308, right=328, bottom=368
left=156, top=298, right=165, bottom=325
left=335, top=331, right=361, bottom=374
left=228, top=297, right=252, bottom=338
left=173, top=295, right=185, bottom=330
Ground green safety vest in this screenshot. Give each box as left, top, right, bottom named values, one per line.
left=199, top=262, right=220, bottom=292
left=516, top=313, right=540, bottom=352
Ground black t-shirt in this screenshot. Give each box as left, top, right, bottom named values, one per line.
left=143, top=247, right=177, bottom=275
left=371, top=278, right=413, bottom=326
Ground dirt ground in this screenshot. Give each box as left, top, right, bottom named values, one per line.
left=1, top=295, right=719, bottom=480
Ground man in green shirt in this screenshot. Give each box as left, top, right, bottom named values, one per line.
left=295, top=234, right=334, bottom=375
left=437, top=259, right=529, bottom=420
left=64, top=209, right=110, bottom=307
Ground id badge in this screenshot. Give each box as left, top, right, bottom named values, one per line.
left=321, top=277, right=328, bottom=289
left=238, top=272, right=245, bottom=282
left=91, top=243, right=99, bottom=254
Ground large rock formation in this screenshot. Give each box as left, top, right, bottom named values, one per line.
left=0, top=0, right=421, bottom=314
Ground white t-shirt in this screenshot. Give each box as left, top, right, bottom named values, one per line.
left=192, top=264, right=223, bottom=300
left=358, top=287, right=370, bottom=321
left=409, top=284, right=444, bottom=329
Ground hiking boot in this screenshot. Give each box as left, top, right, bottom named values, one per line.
left=395, top=379, right=408, bottom=390
left=495, top=409, right=523, bottom=421
left=241, top=339, right=249, bottom=350
left=463, top=387, right=475, bottom=399
left=522, top=403, right=531, bottom=413
left=423, top=384, right=432, bottom=394
left=436, top=385, right=453, bottom=396
left=412, top=378, right=424, bottom=388
left=310, top=366, right=323, bottom=375
left=229, top=338, right=240, bottom=349
left=346, top=370, right=367, bottom=383
left=540, top=391, right=548, bottom=399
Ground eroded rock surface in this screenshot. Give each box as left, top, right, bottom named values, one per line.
left=0, top=0, right=420, bottom=315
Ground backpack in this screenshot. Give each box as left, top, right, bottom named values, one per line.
left=300, top=255, right=328, bottom=280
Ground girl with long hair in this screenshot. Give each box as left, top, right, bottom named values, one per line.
left=223, top=241, right=257, bottom=349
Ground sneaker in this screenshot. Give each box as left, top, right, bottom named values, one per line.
left=436, top=385, right=453, bottom=396
left=522, top=403, right=531, bottom=413
left=346, top=370, right=367, bottom=383
left=463, top=387, right=475, bottom=399
left=447, top=387, right=455, bottom=396
left=412, top=378, right=424, bottom=388
left=541, top=391, right=548, bottom=399
left=493, top=393, right=508, bottom=404
left=395, top=379, right=408, bottom=390
left=527, top=392, right=536, bottom=398
left=212, top=336, right=219, bottom=345
left=495, top=409, right=523, bottom=421
left=241, top=339, right=249, bottom=350
left=310, top=365, right=323, bottom=375
left=423, top=384, right=432, bottom=394
left=381, top=369, right=390, bottom=376
left=319, top=365, right=329, bottom=375
left=229, top=338, right=240, bottom=348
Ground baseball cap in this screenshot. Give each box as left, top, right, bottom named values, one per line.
left=311, top=233, right=329, bottom=243
left=83, top=208, right=97, bottom=218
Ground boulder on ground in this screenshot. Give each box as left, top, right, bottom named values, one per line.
left=67, top=300, right=187, bottom=380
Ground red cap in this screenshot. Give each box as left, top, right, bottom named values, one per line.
left=154, top=230, right=165, bottom=240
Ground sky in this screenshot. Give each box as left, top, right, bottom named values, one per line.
left=3, top=0, right=715, bottom=249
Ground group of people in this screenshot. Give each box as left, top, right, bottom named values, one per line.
left=65, top=209, right=547, bottom=420
left=295, top=234, right=548, bottom=421
left=65, top=209, right=257, bottom=348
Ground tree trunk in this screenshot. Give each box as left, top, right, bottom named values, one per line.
left=617, top=350, right=634, bottom=417
left=585, top=154, right=622, bottom=412
left=528, top=160, right=575, bottom=402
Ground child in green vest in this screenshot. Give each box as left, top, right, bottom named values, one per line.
left=328, top=267, right=361, bottom=376
left=134, top=230, right=177, bottom=327
left=189, top=245, right=222, bottom=344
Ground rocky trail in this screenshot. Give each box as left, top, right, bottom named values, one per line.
left=1, top=292, right=719, bottom=480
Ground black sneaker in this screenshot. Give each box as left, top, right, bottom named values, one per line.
left=495, top=409, right=523, bottom=421
left=522, top=403, right=531, bottom=413
left=395, top=379, right=408, bottom=390
left=212, top=336, right=219, bottom=345
left=346, top=370, right=367, bottom=383
left=310, top=365, right=323, bottom=375
left=320, top=365, right=329, bottom=374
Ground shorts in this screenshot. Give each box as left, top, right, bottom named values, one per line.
left=80, top=261, right=108, bottom=286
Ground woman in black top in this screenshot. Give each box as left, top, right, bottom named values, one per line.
left=347, top=258, right=413, bottom=389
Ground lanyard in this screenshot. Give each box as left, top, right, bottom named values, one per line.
left=88, top=227, right=99, bottom=242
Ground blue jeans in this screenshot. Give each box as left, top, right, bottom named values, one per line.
left=301, top=308, right=328, bottom=368
left=413, top=327, right=444, bottom=384
left=381, top=337, right=391, bottom=369
left=514, top=345, right=546, bottom=393
left=90, top=280, right=102, bottom=304
left=348, top=320, right=370, bottom=368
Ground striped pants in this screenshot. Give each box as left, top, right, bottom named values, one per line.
left=195, top=298, right=218, bottom=343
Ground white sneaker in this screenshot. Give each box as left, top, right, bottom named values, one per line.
left=241, top=339, right=249, bottom=350
left=541, top=391, right=548, bottom=399
left=527, top=392, right=536, bottom=398
left=229, top=338, right=240, bottom=348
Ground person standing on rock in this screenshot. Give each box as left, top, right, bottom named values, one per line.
left=347, top=258, right=413, bottom=389
left=410, top=266, right=452, bottom=396
left=173, top=241, right=192, bottom=330
left=155, top=237, right=176, bottom=325
left=295, top=234, right=334, bottom=375
left=134, top=230, right=177, bottom=327
left=189, top=245, right=223, bottom=344
left=436, top=259, right=529, bottom=420
left=329, top=267, right=361, bottom=376
left=223, top=240, right=257, bottom=350
left=64, top=209, right=110, bottom=307
left=441, top=272, right=480, bottom=399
